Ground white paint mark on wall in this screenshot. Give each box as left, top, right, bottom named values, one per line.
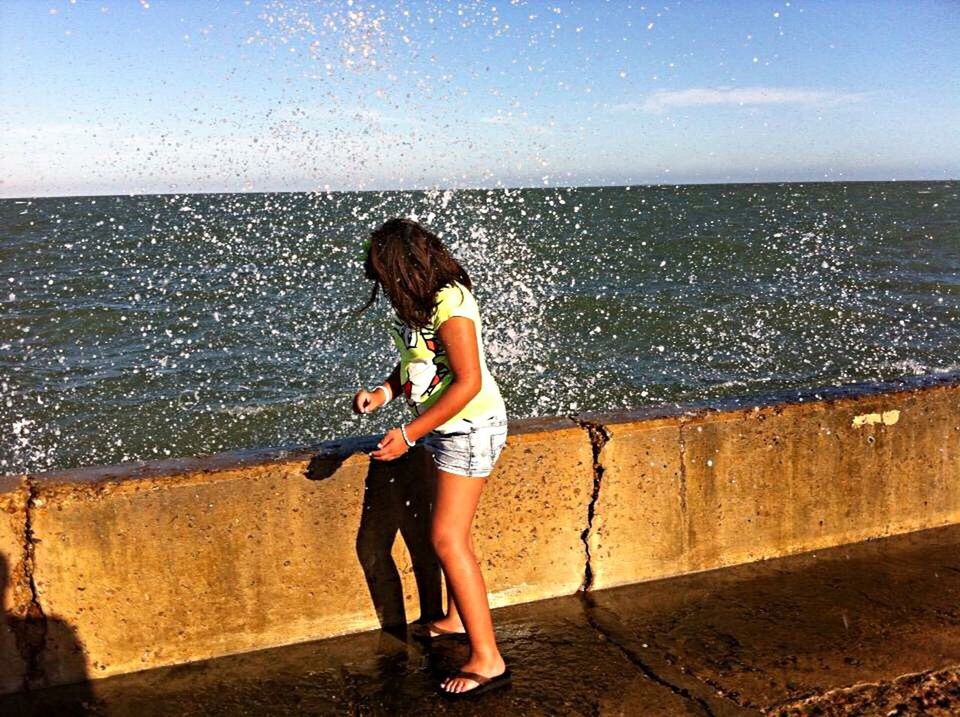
left=852, top=410, right=900, bottom=427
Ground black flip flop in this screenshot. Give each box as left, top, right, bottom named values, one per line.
left=438, top=666, right=512, bottom=699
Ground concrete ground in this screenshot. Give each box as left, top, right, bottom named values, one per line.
left=4, top=523, right=960, bottom=716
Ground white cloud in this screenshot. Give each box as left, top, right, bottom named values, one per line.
left=477, top=113, right=555, bottom=136
left=610, top=87, right=872, bottom=114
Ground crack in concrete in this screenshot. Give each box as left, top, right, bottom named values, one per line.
left=661, top=650, right=761, bottom=712
left=561, top=419, right=758, bottom=717
left=579, top=592, right=718, bottom=717
left=678, top=419, right=690, bottom=554
left=19, top=476, right=48, bottom=691
left=570, top=417, right=610, bottom=592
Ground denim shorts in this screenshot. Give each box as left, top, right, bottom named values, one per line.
left=420, top=414, right=509, bottom=478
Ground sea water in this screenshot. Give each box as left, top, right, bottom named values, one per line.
left=1, top=181, right=958, bottom=475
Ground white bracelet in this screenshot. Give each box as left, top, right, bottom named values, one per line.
left=373, top=383, right=392, bottom=402
left=400, top=424, right=416, bottom=448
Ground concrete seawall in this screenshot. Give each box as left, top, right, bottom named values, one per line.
left=1, top=373, right=957, bottom=693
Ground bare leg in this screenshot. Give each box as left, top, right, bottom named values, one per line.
left=429, top=530, right=476, bottom=634
left=431, top=470, right=506, bottom=693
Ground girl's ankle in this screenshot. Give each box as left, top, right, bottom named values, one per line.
left=468, top=649, right=504, bottom=664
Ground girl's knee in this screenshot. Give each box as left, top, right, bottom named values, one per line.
left=430, top=527, right=468, bottom=558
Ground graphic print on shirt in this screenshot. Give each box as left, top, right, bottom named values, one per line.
left=393, top=319, right=450, bottom=405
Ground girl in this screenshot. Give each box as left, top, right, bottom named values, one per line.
left=352, top=217, right=512, bottom=698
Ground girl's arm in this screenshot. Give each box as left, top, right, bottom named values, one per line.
left=383, top=361, right=402, bottom=400
left=353, top=361, right=401, bottom=414
left=370, top=318, right=480, bottom=458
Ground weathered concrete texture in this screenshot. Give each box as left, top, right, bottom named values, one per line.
left=5, top=522, right=960, bottom=716
left=681, top=381, right=960, bottom=570
left=586, top=379, right=960, bottom=590
left=779, top=665, right=960, bottom=716
left=0, top=475, right=30, bottom=694
left=20, top=416, right=593, bottom=688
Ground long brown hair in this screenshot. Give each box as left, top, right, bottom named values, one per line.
left=357, top=217, right=472, bottom=329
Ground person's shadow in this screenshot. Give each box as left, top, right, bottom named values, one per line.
left=307, top=439, right=443, bottom=640
left=0, top=552, right=98, bottom=715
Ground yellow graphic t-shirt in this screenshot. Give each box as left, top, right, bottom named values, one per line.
left=389, top=281, right=506, bottom=433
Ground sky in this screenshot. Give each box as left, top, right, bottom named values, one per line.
left=1, top=0, right=958, bottom=198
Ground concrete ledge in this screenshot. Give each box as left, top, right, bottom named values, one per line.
left=29, top=449, right=376, bottom=684
left=13, top=415, right=594, bottom=688
left=583, top=376, right=960, bottom=590
left=0, top=373, right=957, bottom=693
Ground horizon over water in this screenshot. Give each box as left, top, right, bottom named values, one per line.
left=4, top=176, right=958, bottom=202
left=2, top=180, right=958, bottom=476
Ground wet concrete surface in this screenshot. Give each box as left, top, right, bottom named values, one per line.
left=4, top=523, right=960, bottom=716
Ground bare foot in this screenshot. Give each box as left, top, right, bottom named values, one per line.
left=440, top=654, right=507, bottom=694
left=426, top=615, right=465, bottom=637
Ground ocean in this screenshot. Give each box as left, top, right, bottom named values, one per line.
left=2, top=181, right=958, bottom=476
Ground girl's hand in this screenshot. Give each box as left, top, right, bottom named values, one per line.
left=353, top=388, right=386, bottom=415
left=370, top=428, right=410, bottom=461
